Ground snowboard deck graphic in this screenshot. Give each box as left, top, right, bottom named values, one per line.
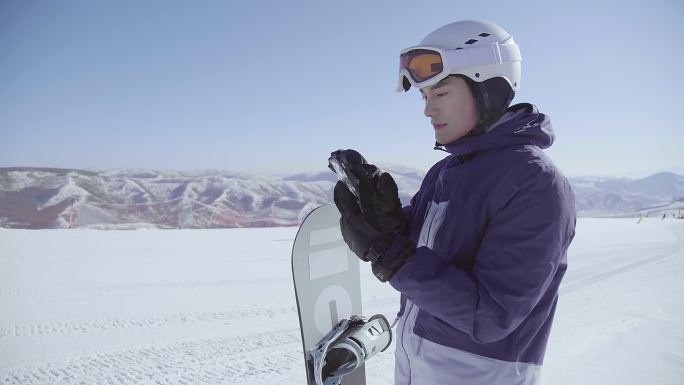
left=292, top=204, right=365, bottom=385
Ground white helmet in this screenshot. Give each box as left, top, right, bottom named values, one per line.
left=397, top=20, right=521, bottom=93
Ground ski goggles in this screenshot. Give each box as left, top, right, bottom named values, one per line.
left=397, top=42, right=521, bottom=91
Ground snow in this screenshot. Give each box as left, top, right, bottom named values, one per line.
left=0, top=218, right=682, bottom=384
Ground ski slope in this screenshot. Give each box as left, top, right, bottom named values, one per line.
left=0, top=218, right=682, bottom=384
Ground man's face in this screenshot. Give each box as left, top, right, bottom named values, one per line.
left=420, top=76, right=479, bottom=145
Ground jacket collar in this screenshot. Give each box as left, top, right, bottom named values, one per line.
left=433, top=103, right=554, bottom=157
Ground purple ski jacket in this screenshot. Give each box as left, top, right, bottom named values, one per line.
left=389, top=102, right=576, bottom=366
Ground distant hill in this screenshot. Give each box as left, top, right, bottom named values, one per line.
left=570, top=172, right=684, bottom=217
left=1, top=167, right=682, bottom=229
left=0, top=166, right=423, bottom=229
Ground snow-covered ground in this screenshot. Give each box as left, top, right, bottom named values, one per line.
left=0, top=218, right=682, bottom=384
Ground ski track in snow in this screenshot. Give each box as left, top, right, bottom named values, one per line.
left=559, top=243, right=677, bottom=294
left=0, top=218, right=682, bottom=385
left=0, top=306, right=296, bottom=339
left=1, top=329, right=303, bottom=385
left=0, top=278, right=286, bottom=297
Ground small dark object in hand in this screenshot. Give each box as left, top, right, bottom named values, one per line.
left=328, top=149, right=380, bottom=199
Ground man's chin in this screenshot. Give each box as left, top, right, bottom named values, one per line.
left=436, top=133, right=466, bottom=145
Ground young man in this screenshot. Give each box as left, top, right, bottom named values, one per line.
left=333, top=20, right=576, bottom=384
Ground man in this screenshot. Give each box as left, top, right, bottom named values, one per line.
left=333, top=20, right=576, bottom=384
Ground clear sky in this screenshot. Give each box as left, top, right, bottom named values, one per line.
left=1, top=0, right=682, bottom=177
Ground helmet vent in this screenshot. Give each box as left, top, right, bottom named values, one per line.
left=478, top=32, right=491, bottom=37
left=465, top=39, right=478, bottom=44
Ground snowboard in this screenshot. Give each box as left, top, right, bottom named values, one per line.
left=292, top=204, right=366, bottom=385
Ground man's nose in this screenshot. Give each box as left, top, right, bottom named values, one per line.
left=424, top=99, right=437, bottom=118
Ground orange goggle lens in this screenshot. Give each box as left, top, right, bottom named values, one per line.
left=400, top=50, right=444, bottom=83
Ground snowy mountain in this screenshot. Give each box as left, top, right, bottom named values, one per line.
left=0, top=166, right=423, bottom=229
left=570, top=172, right=684, bottom=217
left=1, top=167, right=683, bottom=229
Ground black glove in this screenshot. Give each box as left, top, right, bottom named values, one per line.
left=351, top=165, right=407, bottom=235
left=334, top=181, right=415, bottom=282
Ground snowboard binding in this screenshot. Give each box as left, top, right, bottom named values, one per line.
left=308, top=314, right=392, bottom=385
left=328, top=149, right=382, bottom=199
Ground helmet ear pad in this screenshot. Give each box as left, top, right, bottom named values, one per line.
left=451, top=75, right=515, bottom=136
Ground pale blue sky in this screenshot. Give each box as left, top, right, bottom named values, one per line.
left=1, top=0, right=682, bottom=177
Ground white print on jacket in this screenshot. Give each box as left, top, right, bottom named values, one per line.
left=418, top=200, right=449, bottom=249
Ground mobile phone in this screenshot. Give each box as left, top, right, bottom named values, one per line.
left=328, top=149, right=378, bottom=198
